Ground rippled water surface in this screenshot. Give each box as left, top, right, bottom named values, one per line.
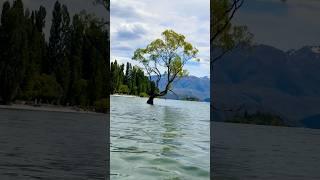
left=0, top=109, right=107, bottom=179
left=213, top=122, right=320, bottom=180
left=111, top=95, right=210, bottom=180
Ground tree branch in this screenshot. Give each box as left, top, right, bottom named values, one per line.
left=169, top=89, right=179, bottom=99
left=211, top=0, right=244, bottom=43
left=212, top=43, right=241, bottom=64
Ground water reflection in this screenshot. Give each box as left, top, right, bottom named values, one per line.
left=110, top=95, right=210, bottom=179
left=160, top=107, right=181, bottom=157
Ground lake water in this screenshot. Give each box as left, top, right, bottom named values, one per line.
left=110, top=95, right=210, bottom=180
left=212, top=122, right=320, bottom=180
left=0, top=109, right=107, bottom=179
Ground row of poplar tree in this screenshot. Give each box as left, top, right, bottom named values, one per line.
left=110, top=60, right=157, bottom=97
left=0, top=0, right=109, bottom=107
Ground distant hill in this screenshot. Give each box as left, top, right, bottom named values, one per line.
left=213, top=44, right=320, bottom=127
left=302, top=114, right=320, bottom=129
left=152, top=75, right=210, bottom=101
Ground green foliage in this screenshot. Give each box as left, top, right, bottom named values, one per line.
left=72, top=79, right=88, bottom=106
left=0, top=0, right=29, bottom=104
left=94, top=0, right=109, bottom=10
left=226, top=111, right=288, bottom=126
left=94, top=98, right=109, bottom=113
left=139, top=92, right=149, bottom=97
left=132, top=30, right=198, bottom=99
left=35, top=6, right=46, bottom=32
left=119, top=85, right=129, bottom=94
left=110, top=60, right=157, bottom=96
left=211, top=0, right=253, bottom=63
left=0, top=0, right=109, bottom=109
left=181, top=96, right=200, bottom=101
left=47, top=1, right=71, bottom=103
left=47, top=1, right=62, bottom=74
left=23, top=74, right=62, bottom=104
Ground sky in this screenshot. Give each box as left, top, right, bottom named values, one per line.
left=0, top=0, right=107, bottom=40
left=233, top=0, right=320, bottom=51
left=2, top=0, right=318, bottom=75
left=110, top=0, right=210, bottom=78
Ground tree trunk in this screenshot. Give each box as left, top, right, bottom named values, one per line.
left=147, top=95, right=155, bottom=105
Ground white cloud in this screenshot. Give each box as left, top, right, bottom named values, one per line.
left=111, top=0, right=210, bottom=77
left=116, top=23, right=148, bottom=40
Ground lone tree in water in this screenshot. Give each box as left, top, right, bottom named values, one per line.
left=133, top=30, right=199, bottom=105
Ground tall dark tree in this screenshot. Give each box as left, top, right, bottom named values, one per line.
left=58, top=4, right=71, bottom=103
left=0, top=1, right=109, bottom=110
left=124, top=62, right=130, bottom=85
left=20, top=5, right=47, bottom=101
left=35, top=6, right=47, bottom=74
left=84, top=18, right=108, bottom=104
left=47, top=1, right=62, bottom=74
left=110, top=61, right=158, bottom=97
left=48, top=1, right=71, bottom=104
left=67, top=14, right=85, bottom=104
left=35, top=6, right=46, bottom=32
left=0, top=0, right=29, bottom=104
left=0, top=1, right=11, bottom=103
left=0, top=1, right=10, bottom=26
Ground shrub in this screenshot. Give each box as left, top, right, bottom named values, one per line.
left=139, top=92, right=148, bottom=97
left=226, top=111, right=287, bottom=126
left=118, top=85, right=129, bottom=94
left=22, top=74, right=63, bottom=104
left=94, top=98, right=109, bottom=113
left=73, top=79, right=88, bottom=106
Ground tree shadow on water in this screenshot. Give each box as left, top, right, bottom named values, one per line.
left=159, top=106, right=184, bottom=156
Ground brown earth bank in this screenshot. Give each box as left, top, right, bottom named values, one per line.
left=0, top=104, right=99, bottom=114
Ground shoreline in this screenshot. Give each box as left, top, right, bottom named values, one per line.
left=111, top=93, right=209, bottom=103
left=0, top=104, right=104, bottom=115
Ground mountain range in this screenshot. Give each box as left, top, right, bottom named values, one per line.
left=213, top=44, right=320, bottom=127
left=152, top=75, right=210, bottom=102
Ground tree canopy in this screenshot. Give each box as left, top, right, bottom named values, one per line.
left=110, top=60, right=157, bottom=97
left=132, top=29, right=199, bottom=104
left=0, top=0, right=109, bottom=112
left=95, top=0, right=109, bottom=10
left=211, top=0, right=252, bottom=63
